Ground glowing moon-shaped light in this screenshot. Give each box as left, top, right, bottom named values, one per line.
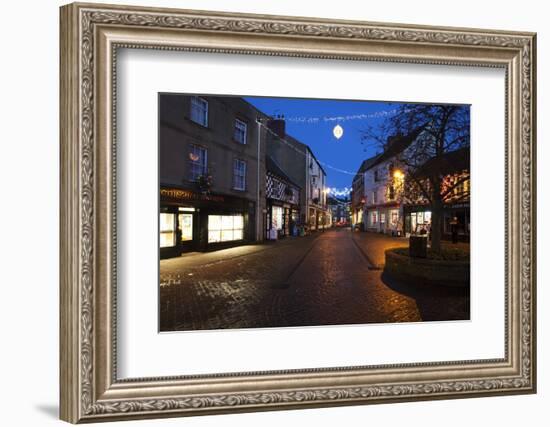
left=333, top=124, right=344, bottom=139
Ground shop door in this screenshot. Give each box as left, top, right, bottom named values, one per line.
left=178, top=212, right=195, bottom=250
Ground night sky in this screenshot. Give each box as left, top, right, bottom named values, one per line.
left=244, top=96, right=399, bottom=193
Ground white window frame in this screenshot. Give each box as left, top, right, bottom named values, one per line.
left=159, top=213, right=176, bottom=248
left=208, top=215, right=245, bottom=243
left=233, top=118, right=247, bottom=144
left=190, top=96, right=208, bottom=126
left=233, top=159, right=247, bottom=191
left=188, top=144, right=207, bottom=182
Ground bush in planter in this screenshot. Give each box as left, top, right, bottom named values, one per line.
left=384, top=247, right=470, bottom=287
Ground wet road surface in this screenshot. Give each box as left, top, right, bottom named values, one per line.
left=159, top=228, right=469, bottom=331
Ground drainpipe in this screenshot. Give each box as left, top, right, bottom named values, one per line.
left=256, top=119, right=261, bottom=241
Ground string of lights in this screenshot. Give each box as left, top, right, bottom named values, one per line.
left=325, top=187, right=352, bottom=197
left=258, top=121, right=359, bottom=176
left=274, top=108, right=400, bottom=124
left=257, top=121, right=357, bottom=198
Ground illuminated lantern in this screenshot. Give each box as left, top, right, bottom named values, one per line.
left=333, top=124, right=344, bottom=140
left=189, top=152, right=199, bottom=162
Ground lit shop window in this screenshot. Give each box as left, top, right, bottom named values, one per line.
left=370, top=211, right=378, bottom=225
left=410, top=211, right=431, bottom=234
left=160, top=213, right=175, bottom=248
left=391, top=210, right=399, bottom=225
left=380, top=213, right=386, bottom=224
left=178, top=213, right=193, bottom=242
left=234, top=119, right=247, bottom=144
left=208, top=215, right=244, bottom=243
left=271, top=206, right=284, bottom=230
left=190, top=96, right=208, bottom=126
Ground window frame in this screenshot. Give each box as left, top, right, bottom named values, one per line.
left=189, top=96, right=209, bottom=127
left=232, top=158, right=247, bottom=191
left=233, top=118, right=248, bottom=144
left=188, top=144, right=208, bottom=182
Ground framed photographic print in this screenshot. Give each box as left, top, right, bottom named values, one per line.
left=60, top=2, right=537, bottom=423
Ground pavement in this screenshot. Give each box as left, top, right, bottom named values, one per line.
left=159, top=228, right=470, bottom=332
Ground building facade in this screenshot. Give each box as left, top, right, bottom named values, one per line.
left=363, top=158, right=405, bottom=236
left=351, top=156, right=378, bottom=230
left=352, top=142, right=470, bottom=241
left=265, top=155, right=301, bottom=238
left=159, top=94, right=267, bottom=258
left=402, top=148, right=470, bottom=241
left=327, top=196, right=351, bottom=226
left=265, top=118, right=329, bottom=232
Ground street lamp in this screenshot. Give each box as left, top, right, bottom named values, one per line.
left=393, top=169, right=405, bottom=180
left=333, top=124, right=344, bottom=139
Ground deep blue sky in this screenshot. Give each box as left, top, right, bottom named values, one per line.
left=244, top=96, right=396, bottom=191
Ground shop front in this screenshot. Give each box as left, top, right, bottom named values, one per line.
left=160, top=186, right=256, bottom=258
left=366, top=203, right=402, bottom=235
left=403, top=203, right=470, bottom=241
left=266, top=201, right=299, bottom=239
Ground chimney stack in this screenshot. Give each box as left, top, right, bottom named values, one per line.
left=267, top=116, right=286, bottom=139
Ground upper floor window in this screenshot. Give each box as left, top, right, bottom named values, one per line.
left=374, top=169, right=379, bottom=182
left=388, top=185, right=395, bottom=200
left=234, top=119, right=247, bottom=144
left=188, top=144, right=207, bottom=181
left=372, top=189, right=378, bottom=204
left=190, top=96, right=208, bottom=127
left=388, top=162, right=394, bottom=177
left=233, top=159, right=247, bottom=191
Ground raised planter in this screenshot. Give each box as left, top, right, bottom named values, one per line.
left=384, top=248, right=469, bottom=287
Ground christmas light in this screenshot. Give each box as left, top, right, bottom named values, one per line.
left=325, top=187, right=352, bottom=197
left=279, top=108, right=406, bottom=124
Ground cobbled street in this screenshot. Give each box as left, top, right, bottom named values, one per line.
left=160, top=228, right=470, bottom=331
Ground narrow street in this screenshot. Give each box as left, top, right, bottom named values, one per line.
left=160, top=228, right=470, bottom=331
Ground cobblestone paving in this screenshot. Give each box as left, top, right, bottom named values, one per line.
left=159, top=228, right=470, bottom=331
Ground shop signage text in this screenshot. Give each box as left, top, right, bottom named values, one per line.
left=160, top=188, right=225, bottom=203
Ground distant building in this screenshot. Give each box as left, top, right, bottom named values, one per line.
left=351, top=156, right=378, bottom=229
left=158, top=94, right=267, bottom=258
left=327, top=196, right=351, bottom=226
left=265, top=118, right=329, bottom=232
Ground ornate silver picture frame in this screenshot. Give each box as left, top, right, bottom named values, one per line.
left=60, top=2, right=536, bottom=423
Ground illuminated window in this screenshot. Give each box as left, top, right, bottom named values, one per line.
left=371, top=211, right=378, bottom=225
left=272, top=206, right=284, bottom=230
left=190, top=96, right=208, bottom=126
left=380, top=213, right=386, bottom=224
left=391, top=210, right=399, bottom=225
left=178, top=213, right=193, bottom=242
left=208, top=215, right=244, bottom=243
left=234, top=119, right=247, bottom=144
left=160, top=213, right=175, bottom=248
